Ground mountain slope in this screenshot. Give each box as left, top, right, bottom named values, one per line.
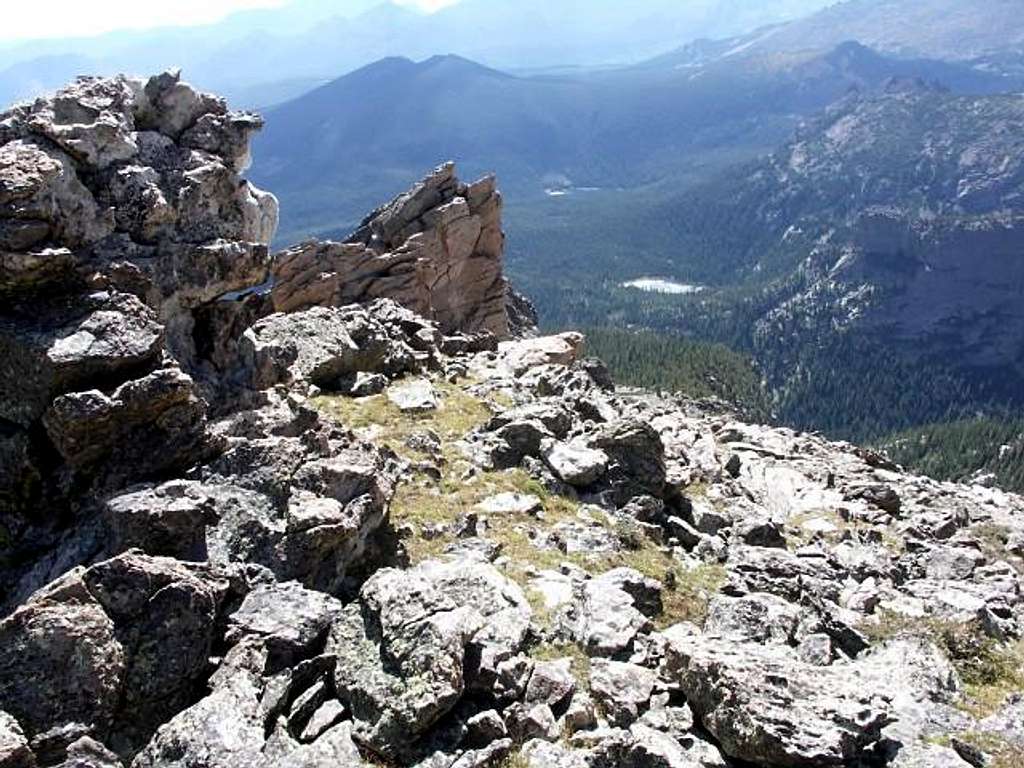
left=632, top=85, right=1024, bottom=438
left=666, top=0, right=1024, bottom=67
left=251, top=45, right=1017, bottom=244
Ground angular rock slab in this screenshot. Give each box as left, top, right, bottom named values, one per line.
left=663, top=632, right=892, bottom=767
left=274, top=163, right=511, bottom=337
left=0, top=553, right=233, bottom=759
left=327, top=558, right=531, bottom=758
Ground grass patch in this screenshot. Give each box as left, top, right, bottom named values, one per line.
left=314, top=379, right=497, bottom=462
left=529, top=642, right=593, bottom=690
left=929, top=732, right=1024, bottom=768
left=497, top=752, right=530, bottom=768
left=970, top=523, right=1022, bottom=574
left=785, top=509, right=904, bottom=555
left=658, top=563, right=728, bottom=629
left=315, top=376, right=726, bottom=632
left=860, top=611, right=1024, bottom=718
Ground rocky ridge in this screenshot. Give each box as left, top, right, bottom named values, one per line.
left=1, top=74, right=1023, bottom=768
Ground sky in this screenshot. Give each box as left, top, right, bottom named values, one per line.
left=0, top=0, right=458, bottom=41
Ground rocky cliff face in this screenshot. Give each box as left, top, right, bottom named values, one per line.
left=1, top=74, right=1023, bottom=768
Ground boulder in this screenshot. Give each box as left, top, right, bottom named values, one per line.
left=587, top=420, right=667, bottom=503
left=588, top=661, right=658, bottom=727
left=477, top=493, right=543, bottom=516
left=524, top=659, right=577, bottom=713
left=542, top=440, right=609, bottom=487
left=497, top=333, right=585, bottom=375
left=103, top=480, right=218, bottom=560
left=703, top=593, right=800, bottom=645
left=42, top=364, right=209, bottom=485
left=0, top=553, right=233, bottom=758
left=567, top=569, right=660, bottom=658
left=225, top=581, right=344, bottom=670
left=241, top=301, right=434, bottom=390
left=388, top=378, right=440, bottom=412
left=327, top=558, right=531, bottom=757
left=663, top=632, right=892, bottom=766
left=0, top=71, right=277, bottom=368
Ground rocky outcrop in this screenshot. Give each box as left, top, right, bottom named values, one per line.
left=270, top=163, right=511, bottom=338
left=0, top=70, right=276, bottom=527
left=2, top=72, right=1023, bottom=768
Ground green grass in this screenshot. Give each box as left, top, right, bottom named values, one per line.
left=314, top=376, right=727, bottom=635
left=861, top=612, right=1024, bottom=718
left=929, top=732, right=1024, bottom=768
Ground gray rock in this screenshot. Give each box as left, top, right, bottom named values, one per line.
left=542, top=440, right=609, bottom=487
left=477, top=493, right=542, bottom=516
left=0, top=553, right=232, bottom=759
left=463, top=710, right=507, bottom=749
left=522, top=741, right=590, bottom=768
left=42, top=365, right=209, bottom=485
left=589, top=660, right=657, bottom=727
left=704, top=593, right=799, bottom=645
left=327, top=558, right=530, bottom=758
left=0, top=291, right=163, bottom=429
left=225, top=581, right=344, bottom=669
left=388, top=378, right=440, bottom=412
left=0, top=711, right=35, bottom=768
left=525, top=659, right=577, bottom=713
left=569, top=569, right=658, bottom=658
left=587, top=419, right=667, bottom=503
left=298, top=700, right=347, bottom=744
left=797, top=634, right=835, bottom=666
left=131, top=641, right=267, bottom=768
left=242, top=305, right=416, bottom=390
left=505, top=703, right=560, bottom=743
left=104, top=481, right=217, bottom=560
left=664, top=632, right=892, bottom=766
left=56, top=737, right=121, bottom=768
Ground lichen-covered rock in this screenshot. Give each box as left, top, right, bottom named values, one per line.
left=327, top=558, right=531, bottom=758
left=225, top=581, right=344, bottom=669
left=241, top=300, right=436, bottom=390
left=663, top=632, right=893, bottom=766
left=0, top=553, right=234, bottom=760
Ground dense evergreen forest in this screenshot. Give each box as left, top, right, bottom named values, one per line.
left=583, top=328, right=769, bottom=419
left=878, top=418, right=1024, bottom=492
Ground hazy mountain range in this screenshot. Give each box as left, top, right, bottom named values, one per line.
left=0, top=0, right=834, bottom=109
left=251, top=39, right=1023, bottom=243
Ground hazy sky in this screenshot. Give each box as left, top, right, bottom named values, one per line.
left=0, top=0, right=458, bottom=41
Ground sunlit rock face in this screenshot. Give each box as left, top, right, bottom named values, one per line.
left=0, top=70, right=281, bottom=524
left=271, top=162, right=513, bottom=338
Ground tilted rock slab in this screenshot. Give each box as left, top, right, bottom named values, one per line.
left=327, top=558, right=532, bottom=759
left=662, top=630, right=893, bottom=767
left=271, top=163, right=511, bottom=337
